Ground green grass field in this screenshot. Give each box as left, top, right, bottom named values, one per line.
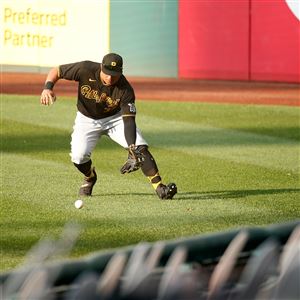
left=1, top=94, right=299, bottom=272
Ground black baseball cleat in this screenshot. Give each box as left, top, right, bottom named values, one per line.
left=156, top=183, right=177, bottom=200
left=79, top=167, right=97, bottom=196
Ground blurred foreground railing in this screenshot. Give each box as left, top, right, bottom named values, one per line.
left=1, top=220, right=299, bottom=300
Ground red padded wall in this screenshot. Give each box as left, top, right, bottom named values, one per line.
left=179, top=0, right=300, bottom=83
left=251, top=0, right=300, bottom=82
left=179, top=0, right=250, bottom=80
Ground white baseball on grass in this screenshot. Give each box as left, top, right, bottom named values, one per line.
left=74, top=199, right=84, bottom=209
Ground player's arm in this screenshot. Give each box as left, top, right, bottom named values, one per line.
left=40, top=67, right=60, bottom=106
left=123, top=115, right=137, bottom=147
left=120, top=102, right=145, bottom=174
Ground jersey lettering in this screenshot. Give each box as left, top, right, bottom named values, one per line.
left=81, top=85, right=101, bottom=102
left=81, top=85, right=120, bottom=112
left=104, top=97, right=121, bottom=112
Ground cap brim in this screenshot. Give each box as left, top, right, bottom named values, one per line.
left=102, top=65, right=122, bottom=76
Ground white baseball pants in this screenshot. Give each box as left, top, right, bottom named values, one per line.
left=70, top=111, right=147, bottom=164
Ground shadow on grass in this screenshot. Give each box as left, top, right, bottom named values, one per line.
left=93, top=188, right=300, bottom=201
left=1, top=133, right=119, bottom=153
left=175, top=188, right=300, bottom=200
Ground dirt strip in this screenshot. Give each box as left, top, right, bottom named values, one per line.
left=1, top=72, right=299, bottom=106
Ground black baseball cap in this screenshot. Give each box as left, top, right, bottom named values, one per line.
left=102, top=53, right=123, bottom=76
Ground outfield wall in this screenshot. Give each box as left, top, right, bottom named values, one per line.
left=179, top=0, right=300, bottom=82
left=1, top=0, right=299, bottom=82
left=110, top=1, right=178, bottom=78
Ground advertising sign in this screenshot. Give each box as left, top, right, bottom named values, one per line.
left=0, top=0, right=109, bottom=67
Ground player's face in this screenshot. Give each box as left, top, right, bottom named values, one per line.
left=100, top=71, right=121, bottom=86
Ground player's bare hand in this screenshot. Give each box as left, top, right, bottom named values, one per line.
left=40, top=89, right=56, bottom=105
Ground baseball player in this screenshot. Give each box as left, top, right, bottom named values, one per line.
left=40, top=53, right=177, bottom=200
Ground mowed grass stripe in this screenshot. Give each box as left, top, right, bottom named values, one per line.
left=3, top=96, right=299, bottom=173
left=138, top=116, right=299, bottom=173
left=2, top=152, right=298, bottom=268
left=2, top=121, right=298, bottom=202
left=138, top=100, right=300, bottom=140
left=2, top=94, right=76, bottom=130
left=3, top=94, right=300, bottom=140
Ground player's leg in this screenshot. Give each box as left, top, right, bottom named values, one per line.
left=70, top=112, right=100, bottom=196
left=107, top=116, right=177, bottom=199
left=137, top=145, right=177, bottom=200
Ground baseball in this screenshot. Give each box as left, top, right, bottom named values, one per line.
left=74, top=199, right=84, bottom=209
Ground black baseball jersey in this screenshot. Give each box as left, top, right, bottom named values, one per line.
left=58, top=61, right=136, bottom=120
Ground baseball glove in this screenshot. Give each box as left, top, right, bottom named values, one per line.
left=120, top=145, right=145, bottom=174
